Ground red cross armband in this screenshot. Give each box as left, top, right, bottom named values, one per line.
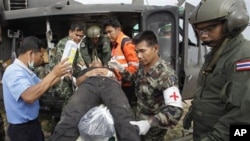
left=163, top=86, right=183, bottom=108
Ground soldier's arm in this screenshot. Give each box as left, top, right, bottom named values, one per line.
left=102, top=39, right=111, bottom=66
left=149, top=74, right=183, bottom=128
left=79, top=45, right=92, bottom=67
left=72, top=51, right=85, bottom=77
left=120, top=69, right=137, bottom=83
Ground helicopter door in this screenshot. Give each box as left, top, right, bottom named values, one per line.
left=180, top=2, right=208, bottom=100
left=142, top=6, right=179, bottom=74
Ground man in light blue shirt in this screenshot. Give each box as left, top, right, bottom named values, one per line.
left=3, top=59, right=41, bottom=124
left=2, top=36, right=71, bottom=141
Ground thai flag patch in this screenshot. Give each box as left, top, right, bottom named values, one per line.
left=236, top=60, right=250, bottom=71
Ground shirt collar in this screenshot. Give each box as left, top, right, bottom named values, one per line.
left=112, top=32, right=125, bottom=48
left=14, top=59, right=33, bottom=74
left=140, top=58, right=163, bottom=76
left=148, top=59, right=162, bottom=75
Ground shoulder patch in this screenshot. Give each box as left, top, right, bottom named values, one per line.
left=236, top=60, right=250, bottom=71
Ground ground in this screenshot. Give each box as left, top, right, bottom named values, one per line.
left=0, top=100, right=193, bottom=141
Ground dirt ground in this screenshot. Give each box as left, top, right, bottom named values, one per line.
left=0, top=100, right=193, bottom=141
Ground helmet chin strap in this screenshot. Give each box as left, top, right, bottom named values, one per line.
left=201, top=34, right=227, bottom=47
left=201, top=41, right=213, bottom=46
left=201, top=40, right=222, bottom=47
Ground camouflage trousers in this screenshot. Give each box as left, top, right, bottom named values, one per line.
left=0, top=113, right=5, bottom=141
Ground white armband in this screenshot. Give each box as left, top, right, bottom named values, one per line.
left=163, top=86, right=183, bottom=108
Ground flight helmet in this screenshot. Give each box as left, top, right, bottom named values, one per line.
left=189, top=0, right=249, bottom=37
left=158, top=24, right=171, bottom=37
left=87, top=25, right=101, bottom=38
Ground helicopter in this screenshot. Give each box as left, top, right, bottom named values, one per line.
left=0, top=0, right=209, bottom=140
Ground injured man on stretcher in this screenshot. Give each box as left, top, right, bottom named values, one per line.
left=49, top=60, right=140, bottom=141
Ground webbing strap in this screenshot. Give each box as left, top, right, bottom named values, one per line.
left=204, top=38, right=229, bottom=74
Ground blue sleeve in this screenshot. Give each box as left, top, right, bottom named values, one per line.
left=6, top=69, right=40, bottom=102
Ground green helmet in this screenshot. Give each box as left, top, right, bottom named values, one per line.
left=159, top=24, right=171, bottom=37
left=189, top=0, right=249, bottom=37
left=87, top=25, right=101, bottom=38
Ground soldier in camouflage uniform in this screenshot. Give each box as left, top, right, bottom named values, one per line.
left=49, top=22, right=86, bottom=105
left=80, top=25, right=111, bottom=67
left=0, top=6, right=5, bottom=141
left=183, top=0, right=250, bottom=140
left=43, top=22, right=86, bottom=134
left=109, top=30, right=183, bottom=141
left=33, top=49, right=50, bottom=78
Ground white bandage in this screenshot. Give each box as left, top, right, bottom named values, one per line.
left=163, top=86, right=183, bottom=108
left=106, top=70, right=113, bottom=77
left=72, top=76, right=77, bottom=86
left=108, top=59, right=125, bottom=72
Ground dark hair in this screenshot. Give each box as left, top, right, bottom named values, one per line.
left=0, top=7, right=5, bottom=25
left=132, top=30, right=158, bottom=47
left=103, top=18, right=121, bottom=29
left=69, top=22, right=85, bottom=31
left=18, top=36, right=45, bottom=55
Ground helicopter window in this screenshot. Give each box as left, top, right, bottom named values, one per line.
left=132, top=24, right=139, bottom=37
left=143, top=11, right=176, bottom=67
left=157, top=23, right=172, bottom=64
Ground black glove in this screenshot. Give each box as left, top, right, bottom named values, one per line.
left=183, top=105, right=193, bottom=130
